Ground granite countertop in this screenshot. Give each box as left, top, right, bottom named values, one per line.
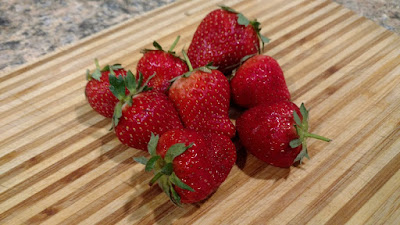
left=0, top=0, right=399, bottom=74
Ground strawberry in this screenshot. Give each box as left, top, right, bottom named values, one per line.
left=236, top=101, right=330, bottom=168
left=187, top=6, right=270, bottom=75
left=85, top=59, right=127, bottom=118
left=230, top=54, right=291, bottom=108
left=168, top=51, right=235, bottom=138
left=137, top=36, right=188, bottom=94
left=109, top=71, right=183, bottom=151
left=134, top=129, right=236, bottom=205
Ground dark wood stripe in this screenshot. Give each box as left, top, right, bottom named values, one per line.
left=136, top=200, right=176, bottom=225
left=25, top=155, right=138, bottom=225
left=307, top=41, right=400, bottom=116
left=94, top=187, right=165, bottom=225
left=263, top=0, right=336, bottom=52
left=307, top=38, right=400, bottom=109
left=273, top=10, right=356, bottom=60
left=0, top=96, right=88, bottom=152
left=58, top=171, right=156, bottom=225
left=326, top=126, right=400, bottom=224
left=0, top=110, right=104, bottom=183
left=283, top=20, right=379, bottom=86
left=0, top=131, right=114, bottom=204
left=364, top=176, right=400, bottom=224
left=0, top=139, right=129, bottom=222
left=0, top=74, right=85, bottom=118
left=292, top=29, right=393, bottom=99
left=0, top=77, right=83, bottom=119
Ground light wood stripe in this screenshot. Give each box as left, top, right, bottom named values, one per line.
left=1, top=0, right=399, bottom=224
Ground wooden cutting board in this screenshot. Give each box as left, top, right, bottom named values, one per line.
left=1, top=0, right=399, bottom=224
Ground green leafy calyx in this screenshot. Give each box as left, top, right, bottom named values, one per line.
left=86, top=58, right=123, bottom=81
left=133, top=133, right=194, bottom=206
left=141, top=36, right=181, bottom=56
left=109, top=70, right=155, bottom=129
left=289, top=103, right=331, bottom=164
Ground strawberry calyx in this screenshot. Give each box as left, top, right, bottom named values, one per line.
left=109, top=69, right=155, bottom=129
left=219, top=5, right=270, bottom=53
left=141, top=35, right=181, bottom=56
left=289, top=103, right=331, bottom=164
left=170, top=50, right=217, bottom=83
left=86, top=58, right=123, bottom=81
left=134, top=133, right=195, bottom=206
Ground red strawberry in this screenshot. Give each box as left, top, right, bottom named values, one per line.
left=137, top=36, right=188, bottom=94
left=230, top=54, right=291, bottom=108
left=109, top=71, right=183, bottom=151
left=187, top=6, right=270, bottom=74
left=236, top=101, right=330, bottom=168
left=85, top=59, right=127, bottom=118
left=168, top=51, right=235, bottom=138
left=134, top=129, right=236, bottom=205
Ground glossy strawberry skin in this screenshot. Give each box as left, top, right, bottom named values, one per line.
left=236, top=101, right=301, bottom=168
left=169, top=70, right=236, bottom=138
left=85, top=69, right=126, bottom=118
left=115, top=91, right=183, bottom=151
left=187, top=9, right=259, bottom=74
left=136, top=50, right=188, bottom=94
left=156, top=129, right=217, bottom=204
left=202, top=132, right=237, bottom=187
left=231, top=55, right=291, bottom=108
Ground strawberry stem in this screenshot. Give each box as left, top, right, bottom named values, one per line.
left=94, top=58, right=101, bottom=70
left=169, top=35, right=180, bottom=53
left=182, top=50, right=193, bottom=71
left=305, top=133, right=331, bottom=142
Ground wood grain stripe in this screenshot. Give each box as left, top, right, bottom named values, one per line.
left=292, top=30, right=392, bottom=99
left=56, top=171, right=156, bottom=225
left=25, top=157, right=135, bottom=225
left=290, top=121, right=400, bottom=224
left=326, top=127, right=400, bottom=225
left=0, top=131, right=114, bottom=205
left=0, top=141, right=128, bottom=222
left=0, top=116, right=107, bottom=184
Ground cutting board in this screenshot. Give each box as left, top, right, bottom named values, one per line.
left=1, top=0, right=399, bottom=224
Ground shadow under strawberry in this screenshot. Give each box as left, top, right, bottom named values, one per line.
left=234, top=137, right=293, bottom=181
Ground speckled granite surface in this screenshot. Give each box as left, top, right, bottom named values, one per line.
left=0, top=0, right=399, bottom=73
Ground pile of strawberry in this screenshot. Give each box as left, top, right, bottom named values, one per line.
left=84, top=6, right=330, bottom=206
